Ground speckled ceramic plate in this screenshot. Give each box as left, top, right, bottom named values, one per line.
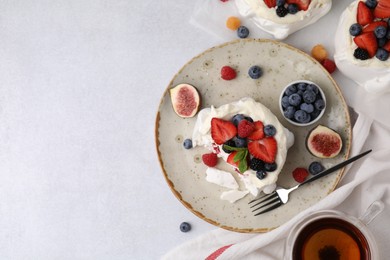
left=155, top=39, right=351, bottom=233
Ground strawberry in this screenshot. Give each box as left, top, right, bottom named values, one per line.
left=211, top=118, right=237, bottom=145
left=286, top=0, right=311, bottom=11
left=237, top=120, right=255, bottom=138
left=321, top=59, right=337, bottom=74
left=248, top=137, right=277, bottom=163
left=353, top=32, right=378, bottom=57
left=362, top=21, right=388, bottom=33
left=383, top=41, right=390, bottom=52
left=248, top=121, right=265, bottom=140
left=227, top=151, right=239, bottom=168
left=357, top=1, right=374, bottom=26
left=374, top=0, right=390, bottom=18
left=292, top=167, right=309, bottom=183
left=264, top=0, right=276, bottom=8
left=202, top=153, right=218, bottom=167
left=221, top=66, right=237, bottom=80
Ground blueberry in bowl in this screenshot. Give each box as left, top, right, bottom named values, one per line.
left=279, top=80, right=326, bottom=126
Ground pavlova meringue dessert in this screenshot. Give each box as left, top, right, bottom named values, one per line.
left=235, top=0, right=332, bottom=39
left=334, top=0, right=390, bottom=93
left=192, top=97, right=294, bottom=203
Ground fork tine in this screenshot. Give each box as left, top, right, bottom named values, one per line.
left=249, top=192, right=278, bottom=209
left=254, top=200, right=283, bottom=216
left=252, top=195, right=280, bottom=212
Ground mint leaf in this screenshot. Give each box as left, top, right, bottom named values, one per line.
left=238, top=155, right=248, bottom=173
left=222, top=144, right=247, bottom=152
left=233, top=149, right=247, bottom=162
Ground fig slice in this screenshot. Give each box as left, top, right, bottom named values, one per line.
left=306, top=125, right=343, bottom=158
left=169, top=83, right=201, bottom=118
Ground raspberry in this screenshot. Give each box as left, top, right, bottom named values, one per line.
left=237, top=119, right=255, bottom=138
left=202, top=153, right=218, bottom=167
left=292, top=167, right=309, bottom=183
left=221, top=66, right=237, bottom=80
left=226, top=16, right=241, bottom=30
left=321, top=59, right=337, bottom=74
left=311, top=44, right=328, bottom=62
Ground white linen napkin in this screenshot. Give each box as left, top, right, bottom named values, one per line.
left=162, top=112, right=390, bottom=259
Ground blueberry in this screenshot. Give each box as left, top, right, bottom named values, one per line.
left=349, top=23, right=362, bottom=36
left=365, top=0, right=377, bottom=9
left=250, top=158, right=265, bottom=171
left=300, top=103, right=314, bottom=113
left=264, top=124, right=276, bottom=136
left=288, top=4, right=299, bottom=14
left=256, top=170, right=267, bottom=180
left=297, top=82, right=307, bottom=91
left=378, top=37, right=387, bottom=48
left=237, top=26, right=250, bottom=38
left=264, top=162, right=277, bottom=172
left=387, top=30, right=390, bottom=40
left=288, top=93, right=302, bottom=106
left=180, top=222, right=191, bottom=232
left=248, top=65, right=263, bottom=79
left=222, top=139, right=236, bottom=153
left=374, top=26, right=387, bottom=39
left=284, top=106, right=296, bottom=119
left=303, top=90, right=316, bottom=103
left=306, top=84, right=319, bottom=94
left=183, top=139, right=193, bottom=149
left=311, top=109, right=321, bottom=119
left=376, top=48, right=389, bottom=61
left=285, top=85, right=297, bottom=96
left=309, top=161, right=324, bottom=175
left=314, top=99, right=325, bottom=110
left=294, top=110, right=311, bottom=123
left=281, top=96, right=290, bottom=108
left=276, top=0, right=285, bottom=6
left=232, top=114, right=245, bottom=126
left=245, top=116, right=254, bottom=122
left=234, top=137, right=247, bottom=148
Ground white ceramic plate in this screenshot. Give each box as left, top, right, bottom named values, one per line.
left=155, top=39, right=351, bottom=233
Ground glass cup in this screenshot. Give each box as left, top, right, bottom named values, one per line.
left=284, top=201, right=384, bottom=260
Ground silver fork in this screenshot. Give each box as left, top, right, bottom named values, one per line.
left=249, top=149, right=372, bottom=216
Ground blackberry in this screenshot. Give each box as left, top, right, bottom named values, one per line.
left=353, top=48, right=369, bottom=60
left=222, top=139, right=236, bottom=153
left=250, top=158, right=265, bottom=171
left=276, top=6, right=288, bottom=17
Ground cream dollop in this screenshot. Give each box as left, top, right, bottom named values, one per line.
left=334, top=1, right=390, bottom=93
left=235, top=0, right=332, bottom=39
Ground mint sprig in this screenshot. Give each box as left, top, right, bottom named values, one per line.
left=233, top=149, right=248, bottom=173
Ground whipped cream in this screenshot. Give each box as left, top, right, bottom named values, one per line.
left=193, top=97, right=294, bottom=202
left=235, top=0, right=332, bottom=39
left=334, top=1, right=390, bottom=93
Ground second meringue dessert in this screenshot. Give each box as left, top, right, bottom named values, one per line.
left=192, top=97, right=294, bottom=203
left=334, top=0, right=390, bottom=93
left=235, top=0, right=332, bottom=39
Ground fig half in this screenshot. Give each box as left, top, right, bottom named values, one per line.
left=170, top=83, right=201, bottom=118
left=306, top=125, right=342, bottom=158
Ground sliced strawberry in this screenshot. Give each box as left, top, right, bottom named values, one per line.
left=264, top=0, right=277, bottom=8
left=383, top=41, right=390, bottom=52
left=227, top=151, right=239, bottom=168
left=374, top=0, right=390, bottom=18
left=286, top=0, right=311, bottom=11
left=248, top=137, right=277, bottom=163
left=357, top=2, right=374, bottom=26
left=248, top=121, right=265, bottom=141
left=363, top=21, right=388, bottom=33
left=353, top=32, right=378, bottom=57
left=210, top=118, right=237, bottom=145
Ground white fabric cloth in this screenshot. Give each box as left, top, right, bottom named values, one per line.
left=163, top=112, right=390, bottom=259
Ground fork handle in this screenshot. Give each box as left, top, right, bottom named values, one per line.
left=298, top=149, right=372, bottom=187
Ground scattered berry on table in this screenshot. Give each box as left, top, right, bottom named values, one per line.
left=248, top=65, right=263, bottom=79
left=292, top=167, right=309, bottom=183
left=353, top=48, right=370, bottom=60
left=264, top=162, right=277, bottom=172
left=321, top=59, right=337, bottom=74
left=276, top=6, right=288, bottom=17
left=288, top=93, right=302, bottom=106
left=264, top=124, right=276, bottom=136
left=294, top=110, right=311, bottom=123
left=237, top=26, right=250, bottom=38
left=221, top=66, right=237, bottom=80
left=256, top=170, right=267, bottom=180
left=349, top=23, right=362, bottom=36
left=232, top=114, right=245, bottom=126
left=180, top=222, right=191, bottom=232
left=376, top=48, right=389, bottom=61
left=226, top=16, right=241, bottom=30
left=202, top=153, right=218, bottom=167
left=311, top=44, right=328, bottom=62
left=309, top=161, right=325, bottom=175
left=183, top=139, right=193, bottom=149
left=238, top=119, right=255, bottom=138
left=250, top=158, right=265, bottom=171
